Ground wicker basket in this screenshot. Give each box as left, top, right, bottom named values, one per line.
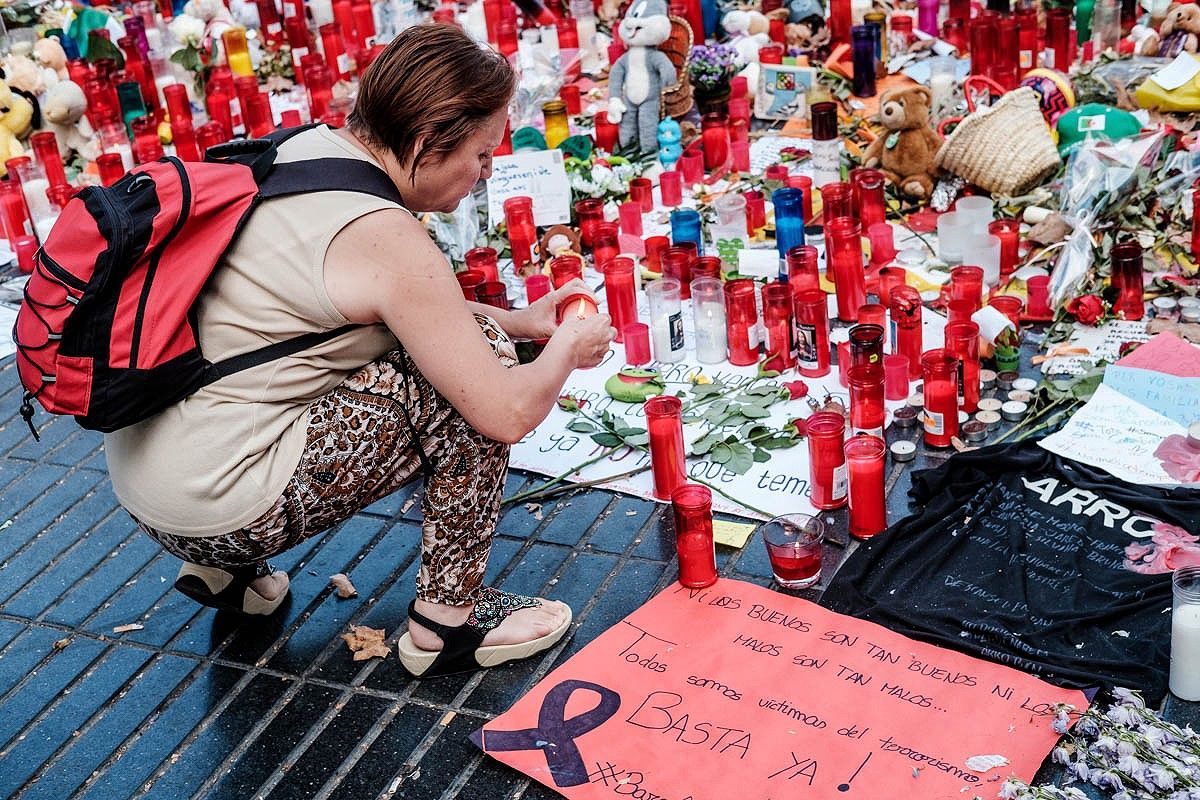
left=934, top=87, right=1061, bottom=196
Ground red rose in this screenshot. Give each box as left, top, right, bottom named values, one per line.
left=783, top=380, right=809, bottom=400
left=1066, top=295, right=1105, bottom=326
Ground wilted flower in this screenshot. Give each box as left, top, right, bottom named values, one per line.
left=556, top=394, right=587, bottom=412
left=169, top=14, right=206, bottom=48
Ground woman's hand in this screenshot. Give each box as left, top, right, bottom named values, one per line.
left=553, top=311, right=616, bottom=370
left=505, top=278, right=598, bottom=340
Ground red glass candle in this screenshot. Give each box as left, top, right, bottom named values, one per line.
left=319, top=23, right=351, bottom=81
left=550, top=254, right=584, bottom=288
left=97, top=152, right=126, bottom=186
left=858, top=304, right=886, bottom=328
left=829, top=0, right=851, bottom=43
left=678, top=151, right=703, bottom=184
left=644, top=235, right=670, bottom=272
left=762, top=282, right=795, bottom=371
left=995, top=16, right=1020, bottom=87
left=1016, top=5, right=1038, bottom=69
left=950, top=265, right=984, bottom=311
left=662, top=247, right=694, bottom=300
left=646, top=395, right=687, bottom=501
left=758, top=43, right=784, bottom=63
left=876, top=266, right=906, bottom=308
left=13, top=234, right=36, bottom=273
left=603, top=256, right=638, bottom=342
left=592, top=222, right=620, bottom=271
left=827, top=216, right=867, bottom=322
left=463, top=246, right=499, bottom=283
left=989, top=219, right=1020, bottom=280
left=1044, top=8, right=1073, bottom=70
left=883, top=353, right=909, bottom=400
left=30, top=132, right=68, bottom=190
left=765, top=164, right=789, bottom=183
left=475, top=280, right=510, bottom=310
left=922, top=349, right=960, bottom=448
left=807, top=411, right=848, bottom=509
left=729, top=98, right=750, bottom=143
left=724, top=279, right=759, bottom=366
left=246, top=92, right=274, bottom=138
left=890, top=285, right=923, bottom=379
left=847, top=365, right=885, bottom=437
left=789, top=175, right=814, bottom=223
left=867, top=222, right=896, bottom=266
left=558, top=292, right=599, bottom=321
left=821, top=182, right=854, bottom=225
left=629, top=177, right=653, bottom=212
left=659, top=171, right=683, bottom=207
left=731, top=141, right=751, bottom=172
left=559, top=83, right=582, bottom=115
left=593, top=116, right=618, bottom=152
left=0, top=181, right=31, bottom=243
left=945, top=320, right=981, bottom=413
left=692, top=256, right=722, bottom=280
left=837, top=341, right=852, bottom=388
left=171, top=118, right=201, bottom=161
left=195, top=121, right=227, bottom=154
left=1026, top=274, right=1053, bottom=319
left=851, top=169, right=886, bottom=229
left=163, top=83, right=192, bottom=124
left=618, top=200, right=643, bottom=238
left=456, top=269, right=485, bottom=300
left=786, top=245, right=820, bottom=293
left=942, top=18, right=967, bottom=52
left=744, top=189, right=766, bottom=233
left=793, top=289, right=830, bottom=377
left=947, top=299, right=975, bottom=324
left=575, top=198, right=605, bottom=248
left=304, top=64, right=333, bottom=119
left=526, top=273, right=551, bottom=304
left=672, top=484, right=717, bottom=588
left=131, top=116, right=163, bottom=164
left=989, top=295, right=1024, bottom=331
left=1110, top=240, right=1145, bottom=320
left=969, top=16, right=997, bottom=76
left=504, top=196, right=537, bottom=271
left=624, top=323, right=651, bottom=365
left=701, top=113, right=730, bottom=172
left=844, top=434, right=887, bottom=539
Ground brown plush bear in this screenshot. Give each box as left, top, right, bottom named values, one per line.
left=862, top=86, right=942, bottom=201
left=1140, top=3, right=1200, bottom=56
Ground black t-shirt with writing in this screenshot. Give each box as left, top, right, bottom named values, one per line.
left=822, top=441, right=1200, bottom=704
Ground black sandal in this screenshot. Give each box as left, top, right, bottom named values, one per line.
left=396, top=588, right=572, bottom=677
left=174, top=561, right=290, bottom=616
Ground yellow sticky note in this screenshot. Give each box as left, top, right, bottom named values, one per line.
left=712, top=519, right=757, bottom=549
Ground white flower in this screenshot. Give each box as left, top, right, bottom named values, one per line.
left=169, top=14, right=206, bottom=48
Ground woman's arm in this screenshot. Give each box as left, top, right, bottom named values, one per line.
left=324, top=209, right=614, bottom=444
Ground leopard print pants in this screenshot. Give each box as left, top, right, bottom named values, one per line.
left=140, top=314, right=516, bottom=605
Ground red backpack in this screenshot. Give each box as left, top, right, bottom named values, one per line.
left=14, top=126, right=403, bottom=439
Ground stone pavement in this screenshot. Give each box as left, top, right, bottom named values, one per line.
left=0, top=349, right=1192, bottom=800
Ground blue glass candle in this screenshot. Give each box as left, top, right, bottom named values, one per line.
left=670, top=208, right=704, bottom=255
left=851, top=26, right=876, bottom=98
left=774, top=187, right=806, bottom=267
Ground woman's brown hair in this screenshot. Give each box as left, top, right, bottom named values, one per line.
left=347, top=25, right=515, bottom=179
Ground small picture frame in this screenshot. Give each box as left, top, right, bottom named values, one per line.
left=755, top=62, right=817, bottom=121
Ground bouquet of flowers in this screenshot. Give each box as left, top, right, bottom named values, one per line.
left=689, top=43, right=741, bottom=95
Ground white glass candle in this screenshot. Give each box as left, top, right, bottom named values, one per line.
left=691, top=277, right=728, bottom=364
left=928, top=56, right=957, bottom=122
left=647, top=278, right=686, bottom=363
left=1172, top=566, right=1200, bottom=701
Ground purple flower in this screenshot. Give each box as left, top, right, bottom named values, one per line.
left=1111, top=687, right=1146, bottom=709
left=1095, top=770, right=1126, bottom=792
left=1072, top=761, right=1091, bottom=782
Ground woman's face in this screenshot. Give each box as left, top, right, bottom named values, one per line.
left=405, top=107, right=509, bottom=213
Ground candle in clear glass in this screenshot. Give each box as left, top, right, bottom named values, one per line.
left=678, top=151, right=703, bottom=184
left=944, top=320, right=981, bottom=413
left=1110, top=240, right=1145, bottom=320
left=989, top=219, right=1021, bottom=280
left=867, top=222, right=896, bottom=266
left=644, top=235, right=670, bottom=273
left=793, top=289, right=831, bottom=377
left=827, top=216, right=867, bottom=322
left=456, top=269, right=485, bottom=300
left=691, top=277, right=728, bottom=364
left=786, top=245, right=821, bottom=293
left=624, top=323, right=651, bottom=365
left=1044, top=8, right=1073, bottom=69
left=661, top=247, right=694, bottom=301
left=773, top=187, right=806, bottom=260
left=701, top=112, right=730, bottom=171
left=760, top=513, right=825, bottom=589
left=592, top=222, right=620, bottom=271
left=762, top=282, right=796, bottom=371
left=692, top=256, right=722, bottom=280
left=1171, top=565, right=1200, bottom=701
left=504, top=196, right=537, bottom=271
left=724, top=278, right=759, bottom=366
left=475, top=281, right=510, bottom=310
left=714, top=193, right=747, bottom=241
left=647, top=278, right=686, bottom=363
left=646, top=395, right=687, bottom=500
left=603, top=257, right=638, bottom=343
left=883, top=353, right=909, bottom=400
left=844, top=434, right=887, bottom=538
left=851, top=26, right=876, bottom=97
left=550, top=255, right=584, bottom=288
left=857, top=303, right=886, bottom=327
left=922, top=348, right=960, bottom=448
left=847, top=365, right=885, bottom=437
left=852, top=168, right=886, bottom=229
left=807, top=411, right=848, bottom=509
left=659, top=171, right=683, bottom=207
left=619, top=200, right=644, bottom=237
left=30, top=133, right=68, bottom=190
left=890, top=285, right=924, bottom=379
left=629, top=177, right=653, bottom=212
left=820, top=182, right=854, bottom=222
left=464, top=246, right=500, bottom=283
left=575, top=198, right=605, bottom=248
left=672, top=484, right=717, bottom=588
left=670, top=208, right=703, bottom=255
left=950, top=265, right=985, bottom=311
left=876, top=265, right=906, bottom=307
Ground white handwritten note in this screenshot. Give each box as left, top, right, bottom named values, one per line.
left=1104, top=365, right=1200, bottom=428
left=486, top=150, right=572, bottom=229
left=1040, top=384, right=1186, bottom=486
left=1039, top=320, right=1151, bottom=376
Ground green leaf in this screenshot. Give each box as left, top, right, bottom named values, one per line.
left=1071, top=373, right=1104, bottom=401
left=689, top=383, right=725, bottom=397
left=759, top=435, right=799, bottom=450
left=616, top=425, right=644, bottom=437
left=703, top=406, right=731, bottom=425
left=691, top=432, right=721, bottom=455
left=740, top=405, right=771, bottom=419
left=752, top=447, right=771, bottom=463
left=567, top=420, right=597, bottom=434
left=591, top=432, right=623, bottom=447
left=624, top=432, right=650, bottom=447
left=710, top=443, right=733, bottom=464
left=726, top=443, right=755, bottom=475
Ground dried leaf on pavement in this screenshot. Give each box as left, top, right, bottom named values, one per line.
left=342, top=625, right=390, bottom=661
left=329, top=573, right=358, bottom=599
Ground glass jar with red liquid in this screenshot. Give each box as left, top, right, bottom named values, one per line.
left=786, top=245, right=820, bottom=292
left=807, top=411, right=848, bottom=509
left=844, top=434, right=887, bottom=539
left=793, top=289, right=830, bottom=377
left=890, top=285, right=923, bottom=380
left=826, top=216, right=867, bottom=322
left=724, top=279, right=759, bottom=366
left=847, top=365, right=885, bottom=437
left=672, top=484, right=717, bottom=588
left=944, top=320, right=981, bottom=413
left=922, top=349, right=960, bottom=448
left=646, top=395, right=687, bottom=500
left=603, top=256, right=638, bottom=342
left=762, top=282, right=795, bottom=371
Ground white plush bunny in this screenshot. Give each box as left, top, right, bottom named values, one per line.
left=606, top=0, right=677, bottom=155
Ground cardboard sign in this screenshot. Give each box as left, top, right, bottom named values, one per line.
left=1104, top=333, right=1200, bottom=427
left=486, top=150, right=572, bottom=229
left=475, top=579, right=1086, bottom=799
left=755, top=63, right=817, bottom=121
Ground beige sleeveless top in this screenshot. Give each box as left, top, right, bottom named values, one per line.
left=105, top=126, right=403, bottom=536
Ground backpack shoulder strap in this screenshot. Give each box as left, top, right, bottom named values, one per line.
left=257, top=157, right=405, bottom=206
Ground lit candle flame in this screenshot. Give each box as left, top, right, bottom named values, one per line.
left=576, top=297, right=588, bottom=319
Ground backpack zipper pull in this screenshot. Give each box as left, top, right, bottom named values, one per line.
left=19, top=392, right=40, bottom=442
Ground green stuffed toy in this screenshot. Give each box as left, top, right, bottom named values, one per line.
left=604, top=367, right=666, bottom=403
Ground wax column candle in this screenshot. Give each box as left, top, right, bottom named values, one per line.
left=550, top=255, right=584, bottom=288
left=575, top=198, right=605, bottom=249
left=950, top=265, right=985, bottom=311
left=876, top=265, right=906, bottom=308
left=724, top=279, right=759, bottom=366
left=786, top=245, right=821, bottom=292
left=807, top=411, right=848, bottom=509
left=660, top=171, right=683, bottom=207
left=744, top=189, right=766, bottom=233
left=844, top=434, right=887, bottom=538
left=603, top=257, right=638, bottom=343
left=692, top=256, right=722, bottom=280
left=890, top=285, right=923, bottom=379
left=847, top=365, right=885, bottom=437
left=945, top=320, right=981, bottom=413
left=670, top=208, right=704, bottom=255
left=646, top=395, right=687, bottom=500
left=701, top=112, right=730, bottom=171
left=691, top=277, right=728, bottom=364
left=762, top=282, right=796, bottom=371
left=773, top=187, right=806, bottom=266
left=851, top=26, right=877, bottom=97
left=30, top=132, right=68, bottom=190
left=1044, top=8, right=1073, bottom=70
left=989, top=219, right=1021, bottom=281
left=922, top=349, right=960, bottom=448
left=793, top=289, right=831, bottom=377
left=504, top=196, right=537, bottom=271
left=661, top=247, right=693, bottom=300
left=848, top=323, right=884, bottom=369
left=465, top=246, right=500, bottom=283
left=852, top=168, right=886, bottom=229
left=1111, top=240, right=1145, bottom=320
left=810, top=102, right=841, bottom=188
left=1171, top=565, right=1200, bottom=701
left=672, top=484, right=717, bottom=588
left=827, top=216, right=867, bottom=322
left=648, top=279, right=686, bottom=363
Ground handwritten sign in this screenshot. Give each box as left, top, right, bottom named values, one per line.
left=486, top=150, right=572, bottom=229
left=475, top=579, right=1086, bottom=799
left=1040, top=383, right=1188, bottom=486
left=1039, top=319, right=1150, bottom=376
left=1103, top=333, right=1200, bottom=426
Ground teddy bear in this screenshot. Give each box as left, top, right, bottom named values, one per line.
left=1139, top=3, right=1200, bottom=56
left=41, top=81, right=99, bottom=162
left=722, top=9, right=772, bottom=63
left=33, top=37, right=69, bottom=82
left=0, top=70, right=34, bottom=174
left=608, top=0, right=678, bottom=156
left=862, top=85, right=942, bottom=200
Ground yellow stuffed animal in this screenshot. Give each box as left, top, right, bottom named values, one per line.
left=0, top=68, right=34, bottom=175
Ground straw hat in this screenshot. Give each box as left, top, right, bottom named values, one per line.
left=934, top=87, right=1062, bottom=196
